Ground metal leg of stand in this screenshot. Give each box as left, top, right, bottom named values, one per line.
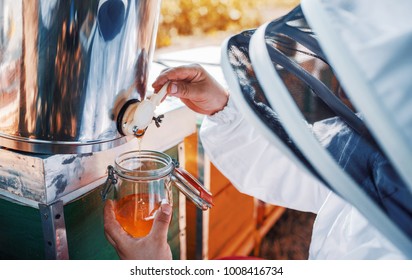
left=39, top=200, right=69, bottom=260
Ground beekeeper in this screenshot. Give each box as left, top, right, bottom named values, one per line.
left=152, top=63, right=406, bottom=260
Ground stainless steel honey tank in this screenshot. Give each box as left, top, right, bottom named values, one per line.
left=0, top=0, right=161, bottom=154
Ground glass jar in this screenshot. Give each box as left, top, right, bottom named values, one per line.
left=102, top=150, right=212, bottom=238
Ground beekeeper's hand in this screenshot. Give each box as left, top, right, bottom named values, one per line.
left=152, top=64, right=229, bottom=115
left=103, top=200, right=172, bottom=260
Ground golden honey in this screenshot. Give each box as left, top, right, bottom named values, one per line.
left=115, top=193, right=160, bottom=238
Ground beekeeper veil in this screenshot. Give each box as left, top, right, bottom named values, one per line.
left=221, top=0, right=412, bottom=257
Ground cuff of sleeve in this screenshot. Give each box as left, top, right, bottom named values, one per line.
left=207, top=95, right=240, bottom=124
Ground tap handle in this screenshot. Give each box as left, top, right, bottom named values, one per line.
left=150, top=82, right=170, bottom=106
left=127, top=82, right=170, bottom=134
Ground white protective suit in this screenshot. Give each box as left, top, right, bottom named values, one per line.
left=199, top=97, right=406, bottom=260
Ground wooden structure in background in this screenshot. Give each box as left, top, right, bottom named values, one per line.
left=183, top=131, right=285, bottom=260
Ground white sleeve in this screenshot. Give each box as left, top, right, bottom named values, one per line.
left=199, top=96, right=330, bottom=214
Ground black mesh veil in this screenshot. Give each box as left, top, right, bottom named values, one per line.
left=222, top=28, right=328, bottom=188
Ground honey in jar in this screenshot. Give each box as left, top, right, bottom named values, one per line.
left=115, top=193, right=160, bottom=237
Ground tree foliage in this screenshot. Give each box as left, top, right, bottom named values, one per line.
left=157, top=0, right=299, bottom=47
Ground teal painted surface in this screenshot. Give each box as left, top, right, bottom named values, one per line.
left=0, top=188, right=118, bottom=260
left=0, top=198, right=45, bottom=259
left=64, top=187, right=119, bottom=260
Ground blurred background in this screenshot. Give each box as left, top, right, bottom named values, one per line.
left=157, top=0, right=300, bottom=49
